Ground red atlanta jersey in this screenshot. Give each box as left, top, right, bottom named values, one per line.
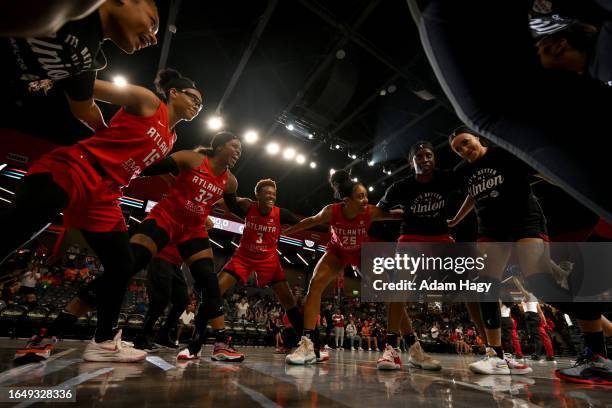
left=236, top=203, right=281, bottom=259
left=78, top=101, right=176, bottom=187
left=329, top=203, right=372, bottom=251
left=153, top=155, right=229, bottom=224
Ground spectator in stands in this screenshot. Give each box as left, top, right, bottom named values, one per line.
left=346, top=317, right=362, bottom=350
left=322, top=303, right=334, bottom=348
left=19, top=265, right=40, bottom=295
left=176, top=305, right=196, bottom=343
left=332, top=309, right=345, bottom=350
left=269, top=315, right=283, bottom=352
left=362, top=319, right=378, bottom=351
left=236, top=297, right=249, bottom=322
left=1, top=279, right=20, bottom=305
left=20, top=293, right=38, bottom=310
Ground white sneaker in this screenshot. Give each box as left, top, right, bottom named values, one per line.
left=469, top=348, right=510, bottom=375
left=177, top=347, right=201, bottom=360
left=286, top=336, right=316, bottom=365
left=83, top=330, right=147, bottom=363
left=358, top=347, right=364, bottom=351
left=408, top=341, right=442, bottom=371
left=504, top=353, right=533, bottom=375
left=377, top=344, right=402, bottom=370
left=351, top=347, right=355, bottom=351
left=317, top=347, right=329, bottom=363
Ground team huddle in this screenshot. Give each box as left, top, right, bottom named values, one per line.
left=1, top=0, right=610, bottom=388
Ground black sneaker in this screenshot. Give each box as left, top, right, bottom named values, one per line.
left=531, top=354, right=541, bottom=361
left=133, top=334, right=161, bottom=353
left=546, top=356, right=556, bottom=361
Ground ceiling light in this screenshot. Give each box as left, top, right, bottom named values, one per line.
left=296, top=154, right=306, bottom=164
left=283, top=148, right=296, bottom=160
left=207, top=116, right=223, bottom=130
left=310, top=162, right=317, bottom=169
left=266, top=142, right=280, bottom=155
left=244, top=130, right=259, bottom=144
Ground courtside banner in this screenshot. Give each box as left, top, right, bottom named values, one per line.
left=360, top=242, right=612, bottom=303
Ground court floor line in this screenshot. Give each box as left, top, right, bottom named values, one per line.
left=231, top=380, right=284, bottom=408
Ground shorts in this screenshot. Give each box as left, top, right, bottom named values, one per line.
left=326, top=245, right=361, bottom=268
left=398, top=234, right=455, bottom=243
left=28, top=145, right=125, bottom=232
left=223, top=251, right=285, bottom=287
left=145, top=203, right=209, bottom=246
left=477, top=232, right=549, bottom=242
left=222, top=252, right=287, bottom=287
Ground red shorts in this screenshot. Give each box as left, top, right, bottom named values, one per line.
left=398, top=234, right=455, bottom=243
left=156, top=245, right=183, bottom=266
left=28, top=145, right=126, bottom=232
left=145, top=204, right=209, bottom=246
left=223, top=251, right=285, bottom=287
left=326, top=245, right=361, bottom=268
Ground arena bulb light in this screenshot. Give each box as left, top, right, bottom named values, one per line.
left=296, top=154, right=306, bottom=165
left=266, top=142, right=280, bottom=155
left=310, top=161, right=317, bottom=169
left=207, top=116, right=223, bottom=130
left=244, top=130, right=259, bottom=144
left=283, top=148, right=296, bottom=160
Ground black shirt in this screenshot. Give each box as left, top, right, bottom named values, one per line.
left=378, top=170, right=460, bottom=236
left=3, top=10, right=106, bottom=101
left=455, top=148, right=546, bottom=237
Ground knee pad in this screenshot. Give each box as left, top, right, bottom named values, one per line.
left=190, top=258, right=223, bottom=320
left=480, top=302, right=501, bottom=329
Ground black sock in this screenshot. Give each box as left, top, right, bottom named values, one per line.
left=386, top=333, right=399, bottom=348
left=213, top=329, right=227, bottom=344
left=489, top=345, right=504, bottom=359
left=188, top=337, right=203, bottom=356
left=583, top=331, right=607, bottom=357
left=286, top=307, right=304, bottom=334
left=94, top=327, right=117, bottom=343
left=403, top=333, right=416, bottom=348
left=47, top=311, right=78, bottom=338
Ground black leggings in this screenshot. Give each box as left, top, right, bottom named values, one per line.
left=80, top=230, right=134, bottom=342
left=143, top=258, right=189, bottom=337
left=0, top=173, right=68, bottom=267
left=524, top=312, right=543, bottom=356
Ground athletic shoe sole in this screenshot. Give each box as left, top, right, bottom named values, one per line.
left=408, top=361, right=442, bottom=371
left=377, top=362, right=401, bottom=370
left=212, top=353, right=245, bottom=362
left=469, top=366, right=510, bottom=375
left=286, top=356, right=316, bottom=365
left=14, top=344, right=53, bottom=361
left=555, top=370, right=612, bottom=385
left=509, top=367, right=533, bottom=375
left=83, top=353, right=146, bottom=363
